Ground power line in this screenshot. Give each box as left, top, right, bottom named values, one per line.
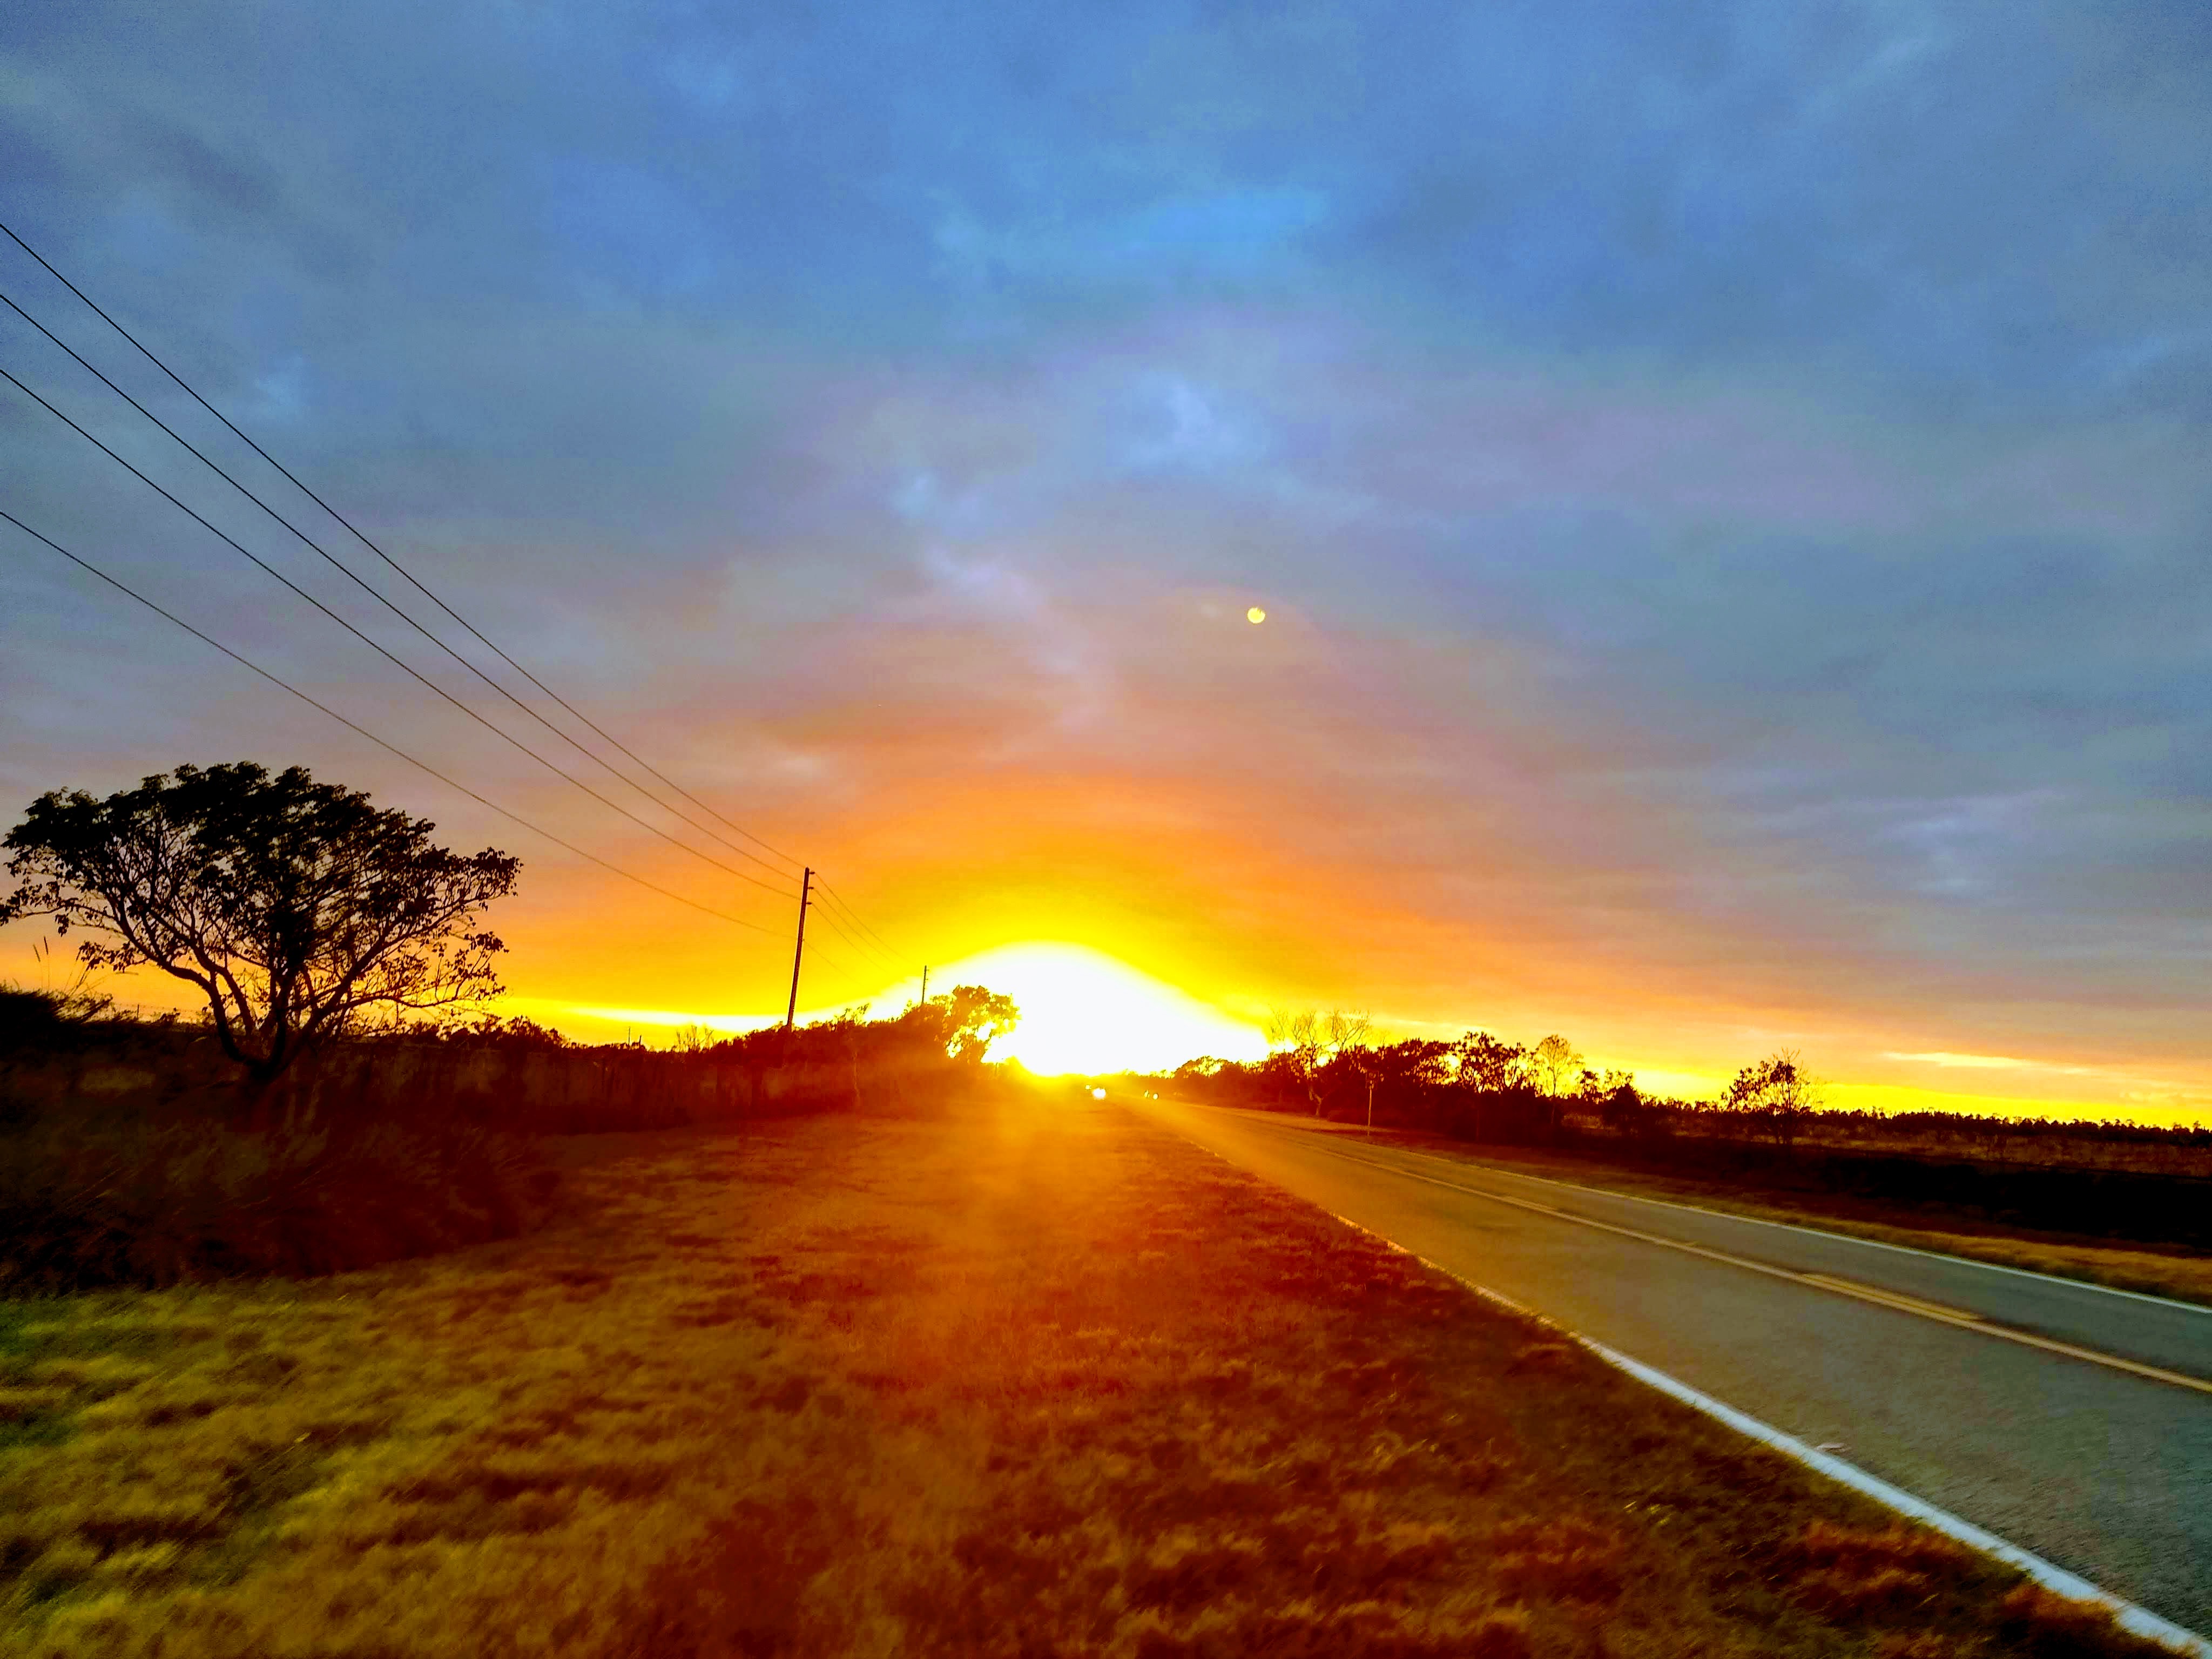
left=0, top=508, right=782, bottom=936
left=806, top=901, right=887, bottom=972
left=0, top=279, right=795, bottom=886
left=0, top=215, right=801, bottom=875
left=817, top=914, right=910, bottom=982
left=805, top=898, right=864, bottom=952
left=808, top=889, right=902, bottom=967
left=818, top=902, right=902, bottom=969
left=0, top=363, right=796, bottom=900
left=803, top=939, right=871, bottom=992
left=812, top=878, right=911, bottom=969
left=1, top=227, right=933, bottom=992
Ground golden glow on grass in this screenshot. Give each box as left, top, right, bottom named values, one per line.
left=3, top=1097, right=2137, bottom=1654
left=927, top=942, right=1265, bottom=1075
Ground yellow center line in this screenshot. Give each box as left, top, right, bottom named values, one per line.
left=1273, top=1129, right=2212, bottom=1400
left=1800, top=1273, right=1981, bottom=1324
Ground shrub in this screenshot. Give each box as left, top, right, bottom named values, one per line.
left=0, top=1113, right=555, bottom=1290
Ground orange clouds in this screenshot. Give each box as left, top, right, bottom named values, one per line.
left=393, top=565, right=2209, bottom=1121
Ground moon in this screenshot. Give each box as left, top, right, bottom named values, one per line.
left=1246, top=606, right=1266, bottom=624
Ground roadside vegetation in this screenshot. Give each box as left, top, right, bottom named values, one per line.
left=1, top=1090, right=2170, bottom=1657
left=0, top=982, right=1016, bottom=1291
left=1155, top=1021, right=2212, bottom=1304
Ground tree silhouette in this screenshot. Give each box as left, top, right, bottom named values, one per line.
left=1528, top=1033, right=1584, bottom=1097
left=1451, top=1030, right=1528, bottom=1092
left=922, top=984, right=1020, bottom=1063
left=1265, top=1007, right=1370, bottom=1116
left=2, top=763, right=518, bottom=1088
left=1723, top=1050, right=1819, bottom=1145
left=1526, top=1033, right=1585, bottom=1134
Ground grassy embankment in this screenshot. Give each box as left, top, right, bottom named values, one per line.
left=2, top=1090, right=2170, bottom=1657
left=1290, top=1121, right=2212, bottom=1309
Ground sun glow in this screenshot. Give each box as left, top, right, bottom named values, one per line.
left=927, top=942, right=1265, bottom=1076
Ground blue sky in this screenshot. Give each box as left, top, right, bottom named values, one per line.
left=2, top=1, right=2207, bottom=1109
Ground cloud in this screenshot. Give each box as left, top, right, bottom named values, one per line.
left=1886, top=1052, right=2042, bottom=1071
left=3, top=0, right=2209, bottom=1109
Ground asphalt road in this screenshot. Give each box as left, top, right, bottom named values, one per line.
left=1134, top=1097, right=2212, bottom=1636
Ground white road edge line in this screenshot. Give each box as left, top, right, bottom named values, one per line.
left=1330, top=1213, right=2212, bottom=1659
left=1139, top=1108, right=2211, bottom=1657
left=1228, top=1106, right=2212, bottom=1319
left=1287, top=1134, right=2212, bottom=1397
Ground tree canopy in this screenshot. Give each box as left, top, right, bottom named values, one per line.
left=1722, top=1050, right=1820, bottom=1144
left=1527, top=1033, right=1585, bottom=1096
left=1264, top=1007, right=1371, bottom=1115
left=2, top=763, right=520, bottom=1084
left=920, top=984, right=1020, bottom=1063
left=1452, top=1030, right=1529, bottom=1093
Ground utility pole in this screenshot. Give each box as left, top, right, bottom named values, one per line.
left=784, top=867, right=812, bottom=1029
left=919, top=964, right=928, bottom=1007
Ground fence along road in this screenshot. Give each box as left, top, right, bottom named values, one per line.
left=1131, top=1097, right=2212, bottom=1637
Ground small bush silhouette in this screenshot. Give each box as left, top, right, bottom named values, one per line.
left=0, top=1114, right=552, bottom=1289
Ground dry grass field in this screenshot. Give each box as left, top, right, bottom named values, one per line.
left=0, top=1087, right=2171, bottom=1657
left=1750, top=1121, right=2212, bottom=1182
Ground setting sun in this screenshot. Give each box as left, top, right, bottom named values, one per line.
left=924, top=943, right=1265, bottom=1076
left=532, top=943, right=1268, bottom=1075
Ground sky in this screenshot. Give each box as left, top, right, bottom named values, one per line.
left=1, top=2, right=2207, bottom=1109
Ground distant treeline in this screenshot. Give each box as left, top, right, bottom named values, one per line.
left=1138, top=1030, right=2212, bottom=1249
left=1149, top=1033, right=2210, bottom=1163
left=1148, top=1034, right=1813, bottom=1147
